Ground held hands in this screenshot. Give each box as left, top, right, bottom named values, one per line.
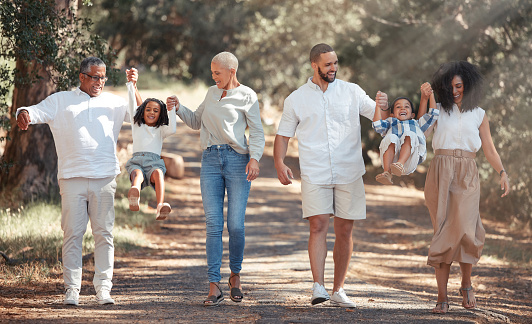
left=420, top=82, right=433, bottom=99
left=276, top=162, right=294, bottom=185
left=500, top=172, right=510, bottom=198
left=17, top=110, right=30, bottom=130
left=126, top=68, right=138, bottom=84
left=166, top=95, right=180, bottom=111
left=246, top=159, right=260, bottom=182
left=375, top=91, right=389, bottom=110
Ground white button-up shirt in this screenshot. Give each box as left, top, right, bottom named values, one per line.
left=277, top=78, right=375, bottom=185
left=16, top=88, right=129, bottom=180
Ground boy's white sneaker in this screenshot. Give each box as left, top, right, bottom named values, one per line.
left=156, top=202, right=171, bottom=220
left=63, top=288, right=79, bottom=306
left=330, top=288, right=356, bottom=308
left=311, top=282, right=330, bottom=305
left=96, top=288, right=115, bottom=305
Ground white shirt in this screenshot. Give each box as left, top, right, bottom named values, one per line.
left=126, top=82, right=176, bottom=155
left=177, top=84, right=265, bottom=162
left=277, top=78, right=375, bottom=185
left=429, top=104, right=485, bottom=152
left=16, top=88, right=129, bottom=180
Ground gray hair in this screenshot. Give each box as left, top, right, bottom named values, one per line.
left=80, top=57, right=106, bottom=74
left=211, top=52, right=238, bottom=72
left=310, top=43, right=334, bottom=63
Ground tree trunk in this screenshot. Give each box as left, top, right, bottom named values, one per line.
left=0, top=0, right=76, bottom=204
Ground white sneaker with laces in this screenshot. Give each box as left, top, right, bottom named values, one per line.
left=63, top=288, right=79, bottom=306
left=311, top=282, right=330, bottom=305
left=330, top=288, right=356, bottom=308
left=96, top=289, right=115, bottom=305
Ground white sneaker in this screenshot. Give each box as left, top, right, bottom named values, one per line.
left=311, top=282, right=330, bottom=305
left=96, top=289, right=115, bottom=305
left=63, top=288, right=79, bottom=306
left=128, top=187, right=140, bottom=211
left=330, top=288, right=356, bottom=308
left=156, top=202, right=171, bottom=220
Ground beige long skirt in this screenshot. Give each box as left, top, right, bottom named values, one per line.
left=424, top=154, right=485, bottom=268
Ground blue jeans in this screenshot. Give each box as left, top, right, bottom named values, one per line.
left=200, top=144, right=251, bottom=283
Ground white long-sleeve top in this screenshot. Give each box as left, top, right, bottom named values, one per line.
left=16, top=88, right=129, bottom=180
left=177, top=84, right=265, bottom=162
left=126, top=82, right=176, bottom=155
left=277, top=78, right=376, bottom=185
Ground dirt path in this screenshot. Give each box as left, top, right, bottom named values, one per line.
left=1, top=121, right=531, bottom=323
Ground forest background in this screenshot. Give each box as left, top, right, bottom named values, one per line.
left=0, top=0, right=530, bottom=230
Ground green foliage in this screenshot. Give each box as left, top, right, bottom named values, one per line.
left=0, top=172, right=155, bottom=268
left=1, top=0, right=529, bottom=228
left=0, top=0, right=120, bottom=155
left=82, top=0, right=249, bottom=82
left=333, top=0, right=532, bottom=227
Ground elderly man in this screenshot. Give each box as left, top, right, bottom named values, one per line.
left=274, top=44, right=387, bottom=308
left=16, top=57, right=140, bottom=306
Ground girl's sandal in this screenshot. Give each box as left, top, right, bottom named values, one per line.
left=203, top=282, right=224, bottom=307
left=459, top=286, right=476, bottom=309
left=432, top=301, right=449, bottom=314
left=390, top=162, right=406, bottom=177
left=228, top=273, right=243, bottom=302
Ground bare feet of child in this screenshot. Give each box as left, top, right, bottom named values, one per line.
left=156, top=203, right=171, bottom=220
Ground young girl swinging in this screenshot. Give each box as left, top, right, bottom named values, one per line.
left=125, top=79, right=176, bottom=220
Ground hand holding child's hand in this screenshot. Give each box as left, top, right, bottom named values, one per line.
left=126, top=68, right=138, bottom=84
left=17, top=110, right=31, bottom=130
left=420, top=82, right=433, bottom=99
left=375, top=91, right=389, bottom=110
left=166, top=95, right=180, bottom=111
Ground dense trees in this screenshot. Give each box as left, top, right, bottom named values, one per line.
left=1, top=0, right=530, bottom=225
left=0, top=0, right=118, bottom=201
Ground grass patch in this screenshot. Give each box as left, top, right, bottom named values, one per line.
left=483, top=239, right=532, bottom=267
left=0, top=172, right=158, bottom=285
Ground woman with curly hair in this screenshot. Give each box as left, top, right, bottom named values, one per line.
left=419, top=61, right=510, bottom=314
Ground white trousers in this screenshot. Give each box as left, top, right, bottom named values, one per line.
left=59, top=177, right=116, bottom=293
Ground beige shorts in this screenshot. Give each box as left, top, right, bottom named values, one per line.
left=300, top=177, right=366, bottom=220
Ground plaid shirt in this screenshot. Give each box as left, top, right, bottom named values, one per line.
left=372, top=108, right=439, bottom=163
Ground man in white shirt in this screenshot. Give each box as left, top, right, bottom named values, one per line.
left=16, top=57, right=140, bottom=306
left=274, top=44, right=388, bottom=307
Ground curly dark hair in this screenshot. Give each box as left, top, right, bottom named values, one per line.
left=390, top=97, right=415, bottom=116
left=133, top=98, right=169, bottom=128
left=431, top=61, right=484, bottom=114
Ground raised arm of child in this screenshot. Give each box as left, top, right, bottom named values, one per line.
left=418, top=82, right=433, bottom=120
left=373, top=90, right=389, bottom=122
